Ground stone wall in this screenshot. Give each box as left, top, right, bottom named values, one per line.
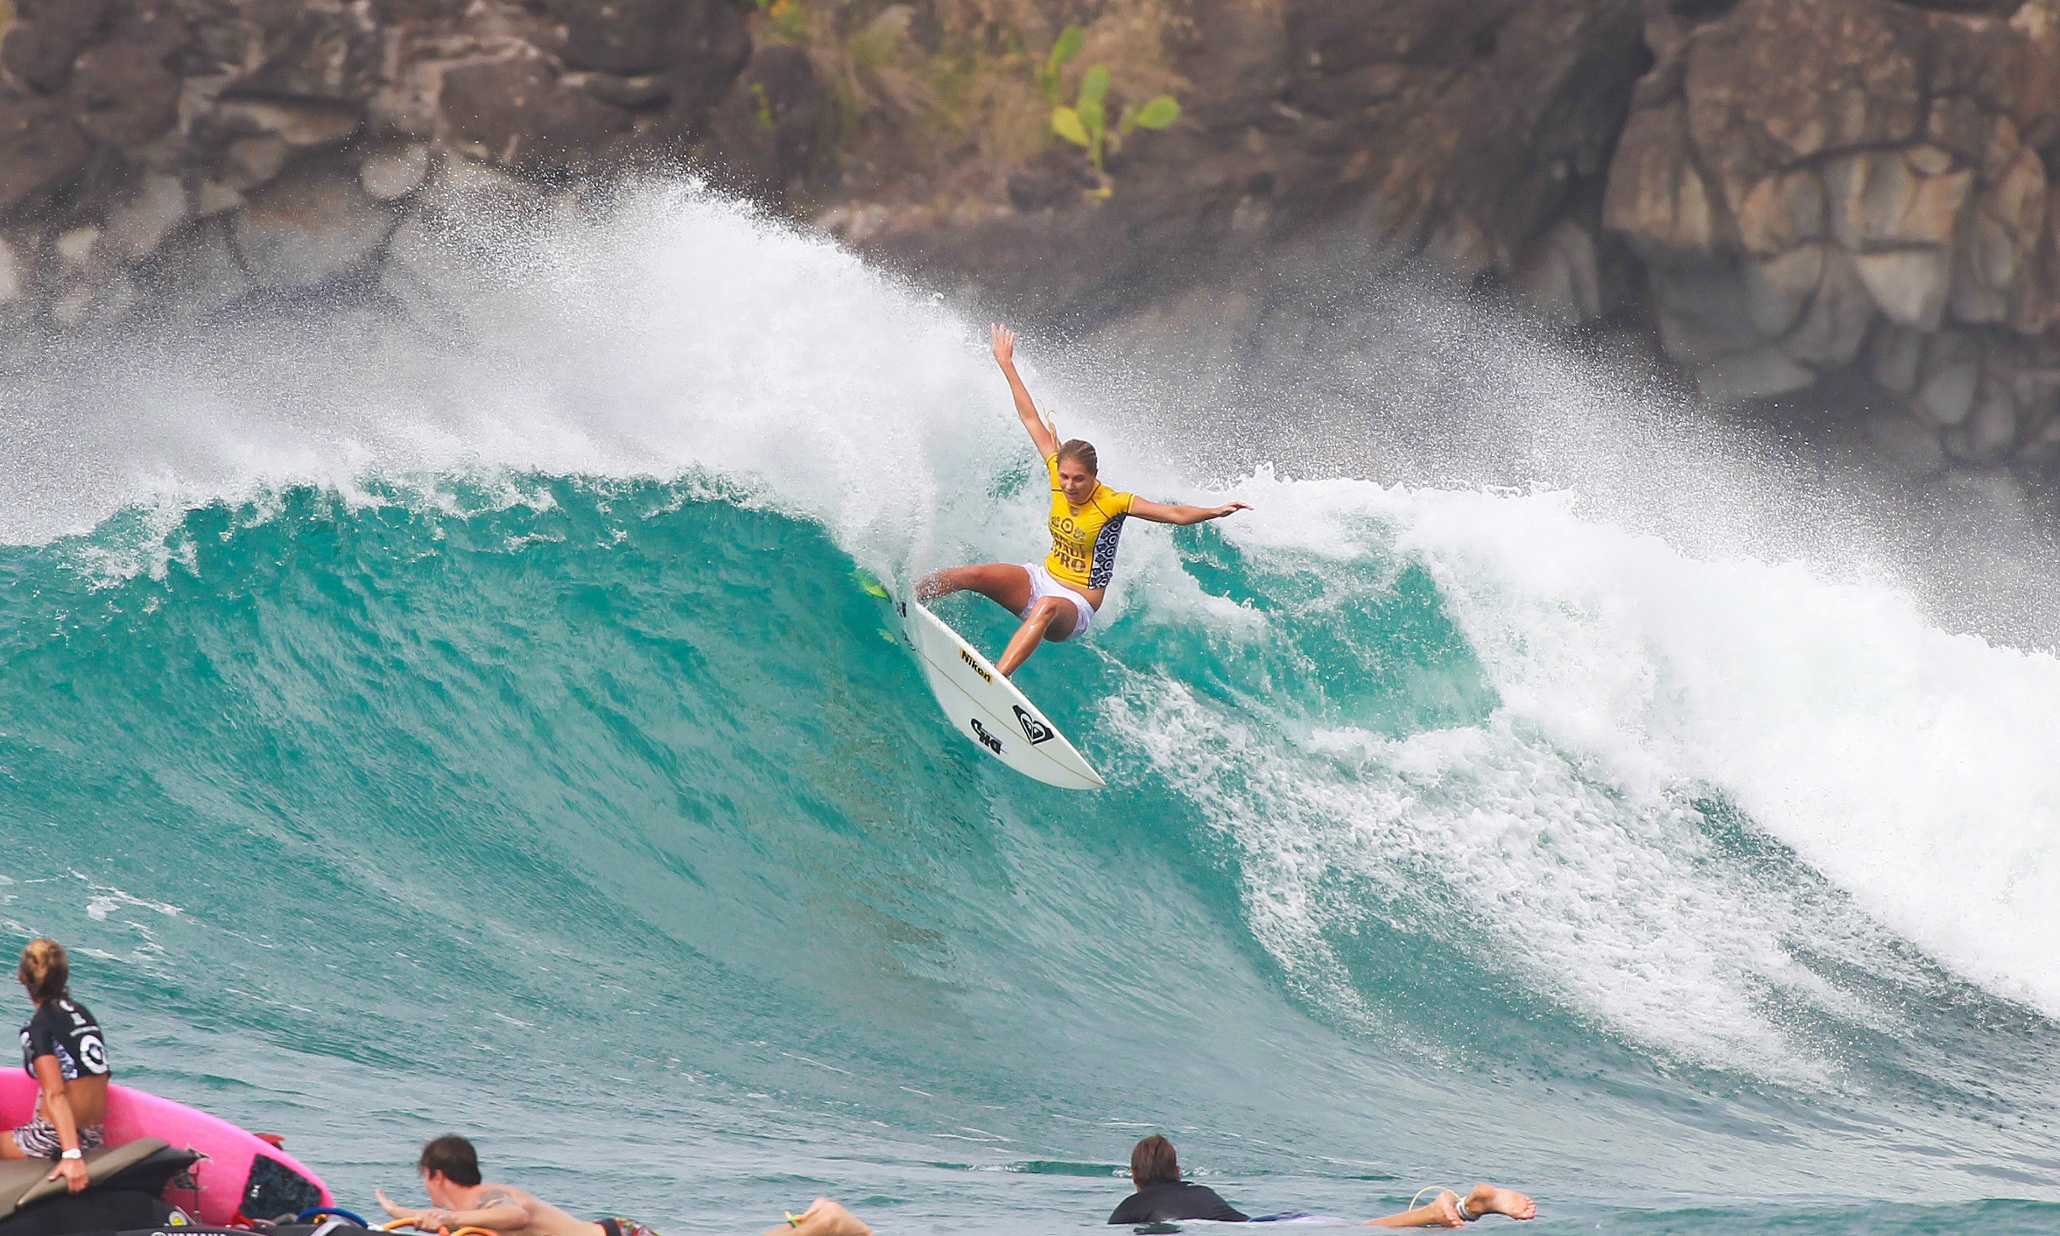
left=0, top=0, right=775, bottom=327
left=1602, top=0, right=2060, bottom=471
left=4, top=0, right=2060, bottom=482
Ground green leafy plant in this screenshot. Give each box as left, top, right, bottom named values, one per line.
left=1120, top=94, right=1181, bottom=134
left=1049, top=63, right=1180, bottom=179
left=1040, top=26, right=1181, bottom=186
left=1035, top=25, right=1084, bottom=105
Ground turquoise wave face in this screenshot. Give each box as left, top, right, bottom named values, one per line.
left=4, top=478, right=2060, bottom=1235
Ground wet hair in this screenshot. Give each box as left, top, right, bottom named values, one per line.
left=1055, top=439, right=1099, bottom=476
left=418, top=1135, right=483, bottom=1186
left=17, top=939, right=68, bottom=1004
left=1131, top=1134, right=1180, bottom=1187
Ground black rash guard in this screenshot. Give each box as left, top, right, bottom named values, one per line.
left=20, top=998, right=109, bottom=1081
left=1108, top=1181, right=1248, bottom=1224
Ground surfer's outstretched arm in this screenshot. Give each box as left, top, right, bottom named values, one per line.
left=991, top=324, right=1058, bottom=459
left=1129, top=497, right=1251, bottom=526
left=761, top=1199, right=871, bottom=1236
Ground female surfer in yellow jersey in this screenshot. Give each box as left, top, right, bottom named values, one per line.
left=918, top=324, right=1249, bottom=676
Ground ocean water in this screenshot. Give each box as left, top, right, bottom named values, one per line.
left=1, top=184, right=2059, bottom=1234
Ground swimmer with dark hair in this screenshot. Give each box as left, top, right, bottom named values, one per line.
left=1110, top=1135, right=1536, bottom=1228
left=379, top=1136, right=871, bottom=1236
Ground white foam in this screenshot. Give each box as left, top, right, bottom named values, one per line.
left=7, top=178, right=2059, bottom=1079
left=1111, top=470, right=2060, bottom=1075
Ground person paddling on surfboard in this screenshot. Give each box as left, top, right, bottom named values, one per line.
left=919, top=324, right=1249, bottom=676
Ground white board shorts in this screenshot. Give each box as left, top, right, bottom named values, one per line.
left=1020, top=562, right=1095, bottom=640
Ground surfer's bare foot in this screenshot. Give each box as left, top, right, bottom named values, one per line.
left=1464, top=1183, right=1536, bottom=1220
left=1366, top=1192, right=1464, bottom=1228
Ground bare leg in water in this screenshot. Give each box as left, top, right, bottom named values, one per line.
left=1367, top=1184, right=1537, bottom=1228
left=918, top=565, right=1079, bottom=677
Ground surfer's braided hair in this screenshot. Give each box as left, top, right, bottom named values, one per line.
left=1056, top=439, right=1099, bottom=475
left=18, top=938, right=68, bottom=1003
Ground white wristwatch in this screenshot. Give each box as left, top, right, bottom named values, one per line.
left=59, top=1149, right=81, bottom=1161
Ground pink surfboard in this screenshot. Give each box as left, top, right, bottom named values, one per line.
left=0, top=1071, right=332, bottom=1225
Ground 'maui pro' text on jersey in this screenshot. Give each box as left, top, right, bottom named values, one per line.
left=1044, top=454, right=1134, bottom=590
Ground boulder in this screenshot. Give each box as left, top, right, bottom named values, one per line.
left=1855, top=249, right=1955, bottom=329
left=1867, top=321, right=1926, bottom=394
left=230, top=165, right=394, bottom=288
left=652, top=0, right=751, bottom=124
left=1515, top=217, right=1603, bottom=324
left=1736, top=169, right=1825, bottom=257
left=53, top=225, right=96, bottom=266
left=212, top=98, right=364, bottom=147
left=230, top=1, right=383, bottom=103
left=0, top=95, right=90, bottom=213
left=1950, top=143, right=2048, bottom=326
left=1823, top=149, right=1972, bottom=250
left=1965, top=379, right=2017, bottom=460
left=1915, top=332, right=1980, bottom=424
left=1652, top=259, right=1759, bottom=363
left=1, top=0, right=111, bottom=93
left=1780, top=246, right=1874, bottom=367
left=102, top=173, right=189, bottom=261
left=68, top=41, right=180, bottom=147
left=146, top=216, right=255, bottom=321
left=700, top=44, right=825, bottom=204
left=1698, top=344, right=1816, bottom=404
left=220, top=136, right=291, bottom=192
left=359, top=143, right=431, bottom=202
left=1682, top=0, right=1926, bottom=213
left=439, top=57, right=634, bottom=169
left=1439, top=0, right=1646, bottom=250
left=1602, top=103, right=1717, bottom=256
left=1868, top=410, right=1948, bottom=473
left=1284, top=0, right=1525, bottom=76
left=545, top=0, right=690, bottom=74
left=1743, top=243, right=1822, bottom=337
left=1925, top=94, right=1987, bottom=167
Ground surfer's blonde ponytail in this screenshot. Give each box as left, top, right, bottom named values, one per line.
left=18, top=938, right=68, bottom=1003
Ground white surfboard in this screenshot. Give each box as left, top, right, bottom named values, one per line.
left=898, top=597, right=1106, bottom=790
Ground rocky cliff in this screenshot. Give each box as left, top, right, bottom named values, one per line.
left=2, top=0, right=2058, bottom=480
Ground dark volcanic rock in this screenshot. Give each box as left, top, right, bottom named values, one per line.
left=0, top=0, right=2056, bottom=487
left=546, top=0, right=691, bottom=74
left=441, top=58, right=635, bottom=169
left=702, top=44, right=824, bottom=202
left=69, top=40, right=180, bottom=147
left=2, top=0, right=112, bottom=93
left=0, top=94, right=90, bottom=213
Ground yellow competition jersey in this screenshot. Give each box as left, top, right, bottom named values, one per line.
left=1044, top=454, right=1135, bottom=591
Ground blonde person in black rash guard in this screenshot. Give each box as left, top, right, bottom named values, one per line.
left=1110, top=1136, right=1538, bottom=1228
left=0, top=939, right=110, bottom=1193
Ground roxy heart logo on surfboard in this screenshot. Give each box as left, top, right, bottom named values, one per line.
left=1013, top=706, right=1055, bottom=744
